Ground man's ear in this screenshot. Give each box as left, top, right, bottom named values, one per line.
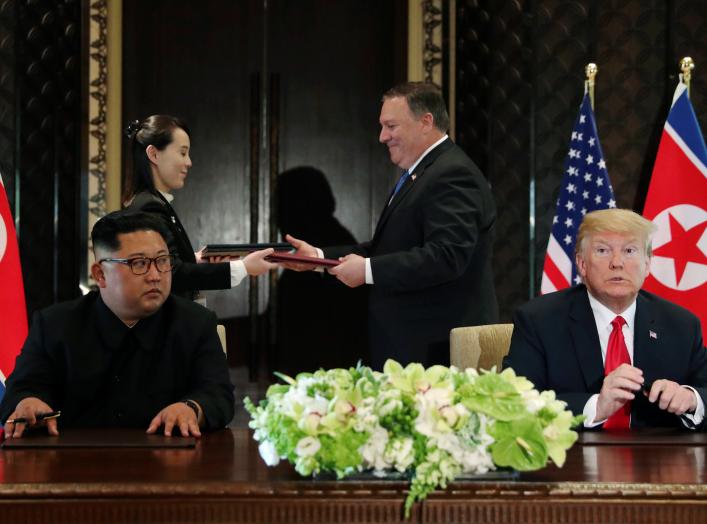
left=575, top=252, right=586, bottom=281
left=91, top=262, right=107, bottom=288
left=146, top=144, right=159, bottom=165
left=420, top=112, right=434, bottom=131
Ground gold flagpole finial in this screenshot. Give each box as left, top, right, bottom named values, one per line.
left=585, top=63, right=598, bottom=109
left=679, top=56, right=694, bottom=97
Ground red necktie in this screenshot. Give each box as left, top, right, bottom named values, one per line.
left=603, top=316, right=631, bottom=429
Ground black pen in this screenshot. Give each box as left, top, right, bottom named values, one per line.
left=6, top=411, right=61, bottom=425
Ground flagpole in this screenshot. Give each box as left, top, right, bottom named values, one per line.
left=679, top=56, right=694, bottom=97
left=585, top=63, right=598, bottom=109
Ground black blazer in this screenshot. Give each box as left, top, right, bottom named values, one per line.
left=0, top=292, right=235, bottom=429
left=126, top=191, right=230, bottom=298
left=503, top=285, right=707, bottom=429
left=325, top=139, right=498, bottom=368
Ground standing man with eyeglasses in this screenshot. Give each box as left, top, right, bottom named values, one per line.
left=0, top=211, right=234, bottom=438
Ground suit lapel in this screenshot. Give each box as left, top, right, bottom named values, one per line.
left=569, top=287, right=606, bottom=392
left=632, top=293, right=658, bottom=382
left=372, top=138, right=454, bottom=241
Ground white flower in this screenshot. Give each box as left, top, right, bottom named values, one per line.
left=384, top=437, right=415, bottom=472
left=439, top=405, right=458, bottom=427
left=258, top=441, right=280, bottom=466
left=522, top=389, right=544, bottom=413
left=359, top=426, right=390, bottom=471
left=295, top=436, right=321, bottom=457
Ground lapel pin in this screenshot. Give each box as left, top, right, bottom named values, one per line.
left=411, top=174, right=417, bottom=181
left=649, top=330, right=657, bottom=339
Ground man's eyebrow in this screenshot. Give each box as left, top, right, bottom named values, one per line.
left=123, top=249, right=169, bottom=257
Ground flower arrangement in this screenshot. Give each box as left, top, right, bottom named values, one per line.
left=245, top=360, right=582, bottom=516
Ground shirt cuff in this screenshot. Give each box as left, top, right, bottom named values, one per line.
left=313, top=248, right=325, bottom=273
left=583, top=394, right=607, bottom=428
left=680, top=385, right=704, bottom=428
left=365, top=258, right=373, bottom=284
left=229, top=260, right=248, bottom=287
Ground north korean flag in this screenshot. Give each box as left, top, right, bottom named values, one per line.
left=642, top=82, right=707, bottom=341
left=0, top=175, right=27, bottom=403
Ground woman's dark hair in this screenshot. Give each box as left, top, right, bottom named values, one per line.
left=122, top=115, right=190, bottom=204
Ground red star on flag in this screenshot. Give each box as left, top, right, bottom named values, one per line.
left=652, top=213, right=707, bottom=285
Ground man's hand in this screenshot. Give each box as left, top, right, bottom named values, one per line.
left=147, top=402, right=202, bottom=438
left=4, top=397, right=58, bottom=439
left=645, top=380, right=697, bottom=416
left=595, top=364, right=643, bottom=422
left=281, top=234, right=319, bottom=271
left=243, top=248, right=277, bottom=276
left=328, top=254, right=366, bottom=288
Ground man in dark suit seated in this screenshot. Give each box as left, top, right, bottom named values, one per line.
left=0, top=211, right=234, bottom=438
left=504, top=208, right=706, bottom=430
left=285, top=82, right=498, bottom=368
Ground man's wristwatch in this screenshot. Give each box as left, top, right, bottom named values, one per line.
left=181, top=399, right=200, bottom=419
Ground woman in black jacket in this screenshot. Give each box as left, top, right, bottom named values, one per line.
left=123, top=115, right=274, bottom=299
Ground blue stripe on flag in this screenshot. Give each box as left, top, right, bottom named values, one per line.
left=667, top=89, right=707, bottom=166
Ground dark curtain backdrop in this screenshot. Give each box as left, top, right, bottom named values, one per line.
left=454, top=0, right=707, bottom=321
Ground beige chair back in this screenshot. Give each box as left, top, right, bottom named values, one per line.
left=217, top=324, right=227, bottom=355
left=450, top=323, right=514, bottom=371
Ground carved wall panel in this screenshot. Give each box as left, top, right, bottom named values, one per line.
left=14, top=0, right=84, bottom=312
left=0, top=0, right=16, bottom=205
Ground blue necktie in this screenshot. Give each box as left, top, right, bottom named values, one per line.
left=390, top=170, right=411, bottom=202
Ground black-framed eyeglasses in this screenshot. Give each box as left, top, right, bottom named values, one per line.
left=99, top=254, right=176, bottom=275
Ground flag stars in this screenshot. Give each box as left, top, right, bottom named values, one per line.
left=571, top=131, right=578, bottom=140
left=569, top=148, right=579, bottom=158
left=608, top=198, right=616, bottom=208
left=564, top=234, right=573, bottom=245
left=566, top=183, right=577, bottom=194
left=598, top=159, right=606, bottom=170
left=581, top=207, right=587, bottom=215
left=588, top=137, right=596, bottom=147
left=582, top=190, right=590, bottom=199
left=565, top=201, right=576, bottom=211
left=553, top=216, right=558, bottom=224
left=580, top=114, right=586, bottom=124
left=584, top=173, right=592, bottom=182
left=594, top=195, right=602, bottom=205
left=596, top=177, right=604, bottom=187
left=564, top=218, right=574, bottom=228
left=586, top=154, right=594, bottom=165
left=574, top=275, right=583, bottom=285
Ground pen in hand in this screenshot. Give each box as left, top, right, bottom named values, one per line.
left=6, top=411, right=61, bottom=425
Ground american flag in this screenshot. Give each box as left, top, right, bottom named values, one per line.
left=540, top=92, right=616, bottom=294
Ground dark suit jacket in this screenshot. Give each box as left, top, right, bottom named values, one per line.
left=0, top=292, right=234, bottom=430
left=503, top=285, right=707, bottom=429
left=126, top=191, right=230, bottom=298
left=325, top=139, right=498, bottom=368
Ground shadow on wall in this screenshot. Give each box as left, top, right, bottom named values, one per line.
left=274, top=166, right=369, bottom=375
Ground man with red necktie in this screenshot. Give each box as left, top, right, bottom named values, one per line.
left=504, top=208, right=707, bottom=430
